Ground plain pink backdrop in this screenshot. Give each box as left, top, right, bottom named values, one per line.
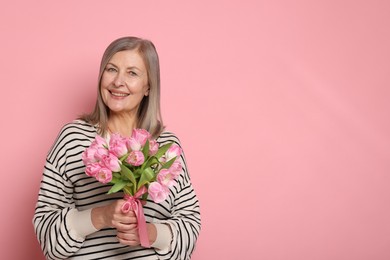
left=1, top=0, right=389, bottom=259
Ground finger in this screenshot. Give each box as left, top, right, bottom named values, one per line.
left=120, top=216, right=138, bottom=225
left=117, top=231, right=140, bottom=246
left=116, top=223, right=137, bottom=232
left=112, top=214, right=137, bottom=224
left=124, top=210, right=136, bottom=217
left=117, top=230, right=138, bottom=240
left=110, top=210, right=134, bottom=223
left=117, top=237, right=140, bottom=247
left=111, top=217, right=135, bottom=228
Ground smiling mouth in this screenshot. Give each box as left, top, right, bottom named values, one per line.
left=109, top=90, right=130, bottom=97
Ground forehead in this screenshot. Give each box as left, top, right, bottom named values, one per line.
left=109, top=49, right=146, bottom=70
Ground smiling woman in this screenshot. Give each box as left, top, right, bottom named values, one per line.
left=82, top=37, right=163, bottom=139
left=32, top=36, right=201, bottom=260
left=101, top=50, right=150, bottom=123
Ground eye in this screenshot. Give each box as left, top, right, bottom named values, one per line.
left=105, top=67, right=117, bottom=73
left=129, top=71, right=138, bottom=76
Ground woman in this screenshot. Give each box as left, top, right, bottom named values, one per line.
left=33, top=36, right=201, bottom=259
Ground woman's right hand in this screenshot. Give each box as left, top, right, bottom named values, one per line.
left=91, top=200, right=137, bottom=231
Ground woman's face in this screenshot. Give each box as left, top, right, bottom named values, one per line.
left=101, top=50, right=149, bottom=116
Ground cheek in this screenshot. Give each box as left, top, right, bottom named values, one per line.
left=99, top=83, right=109, bottom=103
left=128, top=81, right=148, bottom=94
left=100, top=76, right=111, bottom=89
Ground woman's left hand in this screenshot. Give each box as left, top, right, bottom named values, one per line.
left=116, top=209, right=140, bottom=246
left=117, top=224, right=140, bottom=246
left=117, top=222, right=157, bottom=247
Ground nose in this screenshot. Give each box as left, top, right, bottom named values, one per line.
left=113, top=72, right=125, bottom=87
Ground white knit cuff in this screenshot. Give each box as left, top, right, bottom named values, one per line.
left=151, top=223, right=172, bottom=251
left=67, top=208, right=98, bottom=239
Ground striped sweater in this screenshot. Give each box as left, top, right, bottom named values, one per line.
left=33, top=120, right=201, bottom=259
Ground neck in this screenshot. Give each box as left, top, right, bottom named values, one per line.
left=108, top=113, right=138, bottom=137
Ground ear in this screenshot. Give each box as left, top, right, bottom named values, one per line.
left=145, top=87, right=150, bottom=96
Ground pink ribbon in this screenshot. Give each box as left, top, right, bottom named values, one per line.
left=121, top=186, right=150, bottom=248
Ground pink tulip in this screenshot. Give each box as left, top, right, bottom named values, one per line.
left=131, top=128, right=150, bottom=146
left=169, top=160, right=182, bottom=178
left=159, top=156, right=166, bottom=164
left=149, top=140, right=159, bottom=156
left=102, top=153, right=122, bottom=172
left=109, top=133, right=128, bottom=157
left=95, top=167, right=112, bottom=184
left=93, top=135, right=108, bottom=148
left=165, top=144, right=182, bottom=162
left=126, top=151, right=145, bottom=166
left=127, top=137, right=142, bottom=151
left=157, top=169, right=176, bottom=188
left=82, top=146, right=98, bottom=165
left=85, top=162, right=101, bottom=177
left=94, top=146, right=109, bottom=161
left=148, top=182, right=169, bottom=203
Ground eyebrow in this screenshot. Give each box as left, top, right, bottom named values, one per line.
left=106, top=62, right=143, bottom=71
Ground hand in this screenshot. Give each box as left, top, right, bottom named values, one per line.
left=117, top=223, right=157, bottom=247
left=117, top=224, right=140, bottom=246
left=91, top=199, right=137, bottom=230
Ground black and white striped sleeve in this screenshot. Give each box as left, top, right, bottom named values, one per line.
left=154, top=133, right=201, bottom=260
left=33, top=122, right=94, bottom=259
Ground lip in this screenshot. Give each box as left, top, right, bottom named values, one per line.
left=109, top=90, right=130, bottom=97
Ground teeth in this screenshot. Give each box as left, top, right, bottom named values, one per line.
left=111, top=91, right=129, bottom=97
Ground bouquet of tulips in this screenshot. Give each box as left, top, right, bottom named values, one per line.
left=81, top=128, right=182, bottom=247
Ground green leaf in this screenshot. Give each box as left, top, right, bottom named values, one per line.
left=161, top=156, right=177, bottom=169
left=123, top=185, right=133, bottom=196
left=123, top=161, right=135, bottom=170
left=143, top=156, right=160, bottom=170
left=142, top=139, right=150, bottom=160
left=155, top=143, right=173, bottom=159
left=109, top=172, right=122, bottom=185
left=133, top=169, right=142, bottom=179
left=137, top=167, right=155, bottom=190
left=120, top=164, right=136, bottom=186
left=119, top=153, right=129, bottom=162
left=108, top=180, right=127, bottom=194
left=110, top=178, right=118, bottom=185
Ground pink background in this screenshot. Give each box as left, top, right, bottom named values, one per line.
left=1, top=0, right=389, bottom=259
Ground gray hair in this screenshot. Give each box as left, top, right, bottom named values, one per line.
left=80, top=36, right=164, bottom=138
